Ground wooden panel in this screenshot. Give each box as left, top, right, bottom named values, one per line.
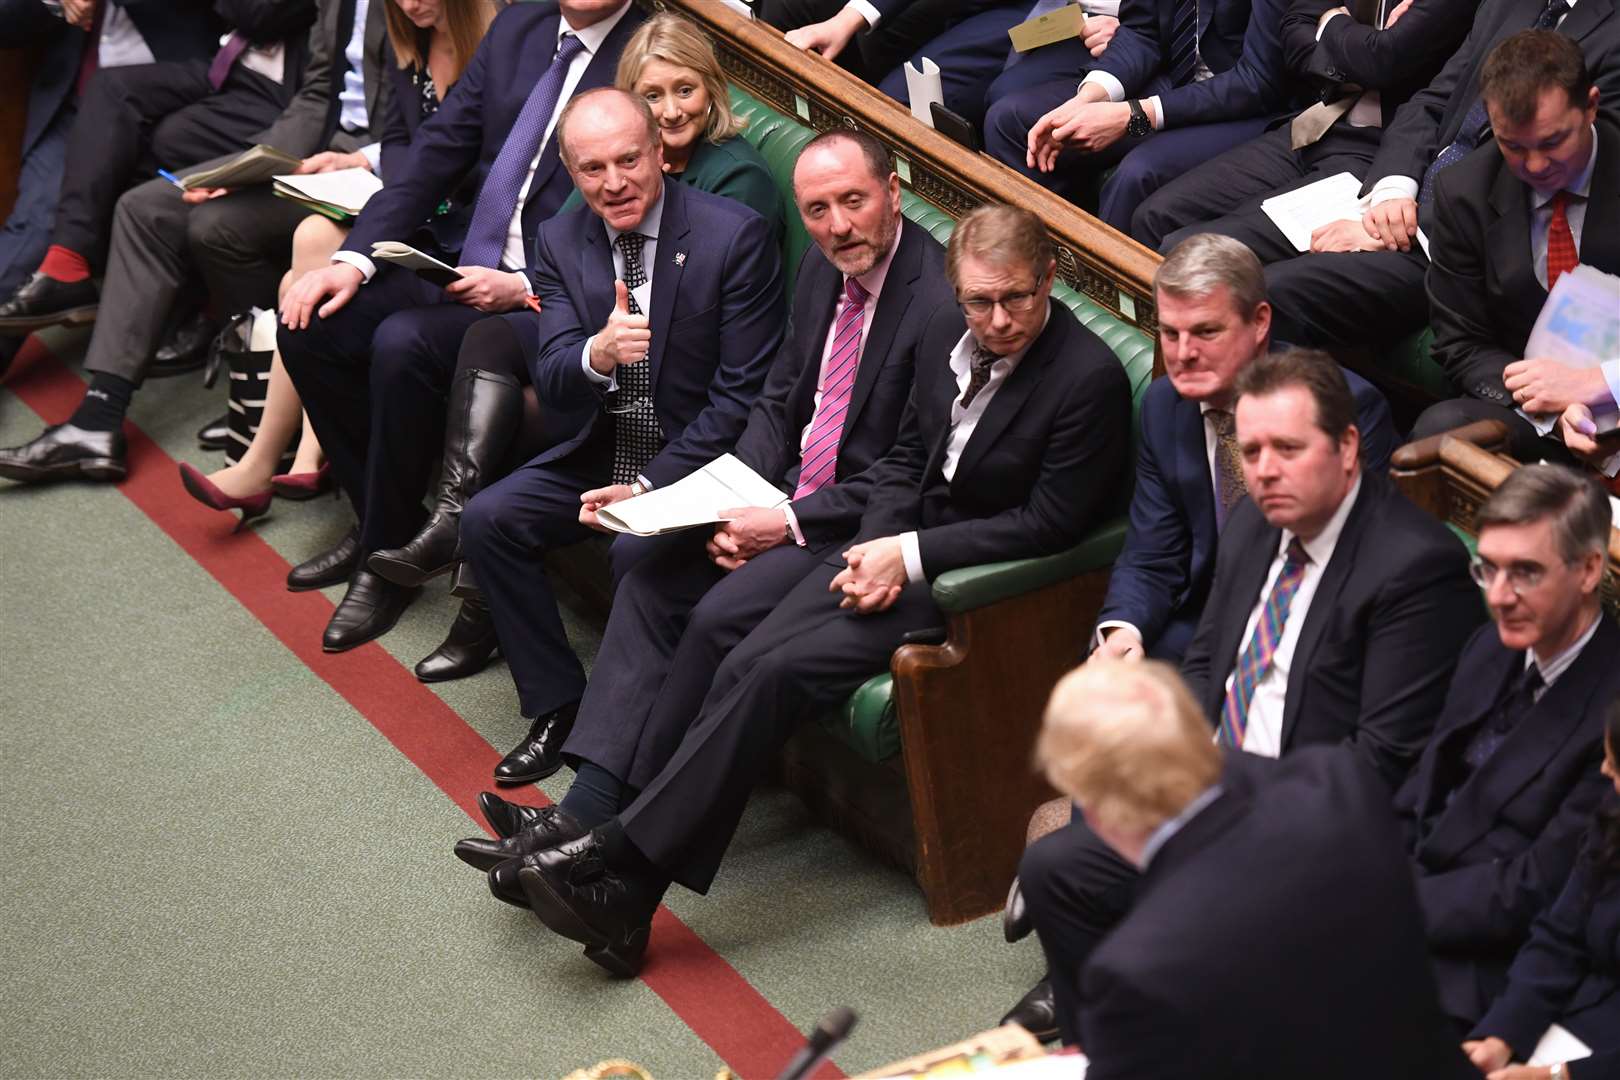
left=645, top=0, right=1162, bottom=339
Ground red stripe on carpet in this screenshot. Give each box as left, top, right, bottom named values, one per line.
left=5, top=338, right=843, bottom=1080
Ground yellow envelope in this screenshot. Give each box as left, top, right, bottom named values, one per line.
left=1007, top=3, right=1087, bottom=52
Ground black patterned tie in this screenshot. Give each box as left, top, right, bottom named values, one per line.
left=609, top=232, right=662, bottom=485
left=1206, top=408, right=1247, bottom=529
left=1462, top=665, right=1544, bottom=771
left=959, top=345, right=998, bottom=410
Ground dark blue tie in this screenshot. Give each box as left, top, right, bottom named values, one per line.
left=459, top=33, right=586, bottom=267
left=1168, top=0, right=1200, bottom=88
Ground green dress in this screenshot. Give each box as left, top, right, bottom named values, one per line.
left=559, top=135, right=785, bottom=241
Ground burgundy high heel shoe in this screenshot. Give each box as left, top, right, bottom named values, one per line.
left=270, top=462, right=334, bottom=501
left=178, top=462, right=272, bottom=532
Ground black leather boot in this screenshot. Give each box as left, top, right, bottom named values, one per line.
left=368, top=368, right=520, bottom=587
left=414, top=592, right=500, bottom=682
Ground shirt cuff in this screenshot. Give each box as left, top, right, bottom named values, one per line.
left=1145, top=94, right=1166, bottom=129
left=636, top=474, right=654, bottom=491
left=581, top=337, right=617, bottom=389
left=1316, top=8, right=1346, bottom=39
left=782, top=503, right=807, bottom=547
left=1081, top=70, right=1126, bottom=103
left=331, top=250, right=376, bottom=282
left=358, top=142, right=382, bottom=173
left=845, top=0, right=881, bottom=28
left=1095, top=620, right=1144, bottom=651
left=899, top=530, right=926, bottom=585
left=1367, top=176, right=1420, bottom=207
left=1602, top=360, right=1620, bottom=408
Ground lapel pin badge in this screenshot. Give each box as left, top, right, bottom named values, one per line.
left=673, top=251, right=688, bottom=267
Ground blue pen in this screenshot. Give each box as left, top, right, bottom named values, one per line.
left=157, top=168, right=185, bottom=188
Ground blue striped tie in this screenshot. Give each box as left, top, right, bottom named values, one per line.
left=1168, top=0, right=1200, bottom=88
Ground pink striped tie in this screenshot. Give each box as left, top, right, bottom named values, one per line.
left=794, top=276, right=870, bottom=499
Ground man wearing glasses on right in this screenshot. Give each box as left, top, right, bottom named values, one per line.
left=1392, top=462, right=1619, bottom=1033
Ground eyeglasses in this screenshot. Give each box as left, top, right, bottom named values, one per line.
left=1469, top=554, right=1556, bottom=595
left=958, top=279, right=1046, bottom=318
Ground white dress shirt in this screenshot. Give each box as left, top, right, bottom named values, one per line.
left=1529, top=607, right=1603, bottom=692
left=98, top=6, right=155, bottom=67
left=1139, top=783, right=1225, bottom=868
left=781, top=229, right=903, bottom=546
left=221, top=30, right=286, bottom=84
left=898, top=305, right=1051, bottom=584
left=579, top=189, right=664, bottom=390
left=1221, top=473, right=1362, bottom=759
left=1367, top=0, right=1578, bottom=208
left=337, top=0, right=383, bottom=170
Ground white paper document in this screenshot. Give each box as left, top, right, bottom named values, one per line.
left=369, top=241, right=463, bottom=286
left=596, top=454, right=787, bottom=537
left=904, top=57, right=943, bottom=128
left=1260, top=172, right=1366, bottom=253
left=272, top=167, right=382, bottom=215
left=1520, top=264, right=1620, bottom=439
left=1527, top=1023, right=1593, bottom=1066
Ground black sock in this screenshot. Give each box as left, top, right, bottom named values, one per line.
left=69, top=373, right=136, bottom=432
left=560, top=761, right=626, bottom=828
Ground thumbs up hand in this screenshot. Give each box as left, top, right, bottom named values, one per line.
left=589, top=279, right=652, bottom=375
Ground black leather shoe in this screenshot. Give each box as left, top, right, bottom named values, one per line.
left=1004, top=876, right=1031, bottom=943
left=287, top=527, right=360, bottom=592
left=488, top=857, right=533, bottom=909
left=1000, top=978, right=1059, bottom=1043
left=0, top=423, right=126, bottom=483
left=321, top=568, right=418, bottom=652
left=479, top=791, right=551, bottom=839
left=0, top=272, right=98, bottom=333
left=493, top=702, right=578, bottom=784
left=150, top=311, right=217, bottom=378
left=196, top=413, right=230, bottom=452
left=414, top=595, right=499, bottom=682
left=516, top=832, right=661, bottom=977
left=454, top=805, right=587, bottom=872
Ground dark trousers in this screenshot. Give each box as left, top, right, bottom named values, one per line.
left=1020, top=817, right=1141, bottom=1046
left=874, top=3, right=1032, bottom=129
left=1135, top=121, right=1383, bottom=250
left=53, top=60, right=288, bottom=271
left=460, top=428, right=664, bottom=721
left=562, top=535, right=841, bottom=791
left=188, top=185, right=311, bottom=316
left=619, top=561, right=943, bottom=894
left=983, top=74, right=1272, bottom=231
left=0, top=98, right=72, bottom=298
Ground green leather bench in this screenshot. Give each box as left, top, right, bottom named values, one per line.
left=729, top=88, right=1157, bottom=924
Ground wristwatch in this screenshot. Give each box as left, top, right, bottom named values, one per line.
left=1126, top=99, right=1153, bottom=138
left=628, top=480, right=647, bottom=497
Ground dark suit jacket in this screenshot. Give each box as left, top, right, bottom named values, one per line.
left=1080, top=747, right=1477, bottom=1080
left=1095, top=367, right=1396, bottom=663
left=1097, top=0, right=1297, bottom=128
left=528, top=179, right=785, bottom=489
left=1395, top=616, right=1620, bottom=1022
left=1181, top=470, right=1484, bottom=789
left=1363, top=0, right=1620, bottom=195
left=1281, top=0, right=1475, bottom=127
left=253, top=0, right=391, bottom=159
left=729, top=220, right=954, bottom=548
left=342, top=1, right=643, bottom=260
left=1428, top=118, right=1620, bottom=409
left=1472, top=819, right=1620, bottom=1073
left=855, top=300, right=1132, bottom=577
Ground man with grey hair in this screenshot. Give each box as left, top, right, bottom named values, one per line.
left=1037, top=661, right=1474, bottom=1077
left=1390, top=462, right=1620, bottom=1028
left=1092, top=233, right=1395, bottom=664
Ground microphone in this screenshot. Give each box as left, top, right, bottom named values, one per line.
left=774, top=1006, right=857, bottom=1080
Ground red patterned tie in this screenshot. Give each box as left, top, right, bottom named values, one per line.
left=1546, top=191, right=1577, bottom=292
left=794, top=277, right=870, bottom=499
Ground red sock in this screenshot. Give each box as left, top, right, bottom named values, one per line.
left=39, top=245, right=91, bottom=283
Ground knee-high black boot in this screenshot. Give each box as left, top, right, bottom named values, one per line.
left=368, top=368, right=520, bottom=587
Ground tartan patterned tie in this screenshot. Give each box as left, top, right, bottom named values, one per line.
left=959, top=345, right=998, bottom=409
left=459, top=34, right=585, bottom=267
left=609, top=232, right=662, bottom=485
left=1206, top=409, right=1247, bottom=529
left=1218, top=538, right=1311, bottom=749
left=1545, top=191, right=1577, bottom=291
left=794, top=277, right=871, bottom=500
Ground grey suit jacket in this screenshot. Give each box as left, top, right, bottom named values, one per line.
left=254, top=0, right=393, bottom=159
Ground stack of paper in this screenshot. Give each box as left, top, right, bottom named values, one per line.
left=596, top=454, right=787, bottom=536
left=1260, top=172, right=1365, bottom=252
left=181, top=144, right=303, bottom=190
left=369, top=241, right=463, bottom=287
left=272, top=167, right=382, bottom=221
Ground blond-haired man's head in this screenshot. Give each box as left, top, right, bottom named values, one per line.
left=1035, top=659, right=1222, bottom=865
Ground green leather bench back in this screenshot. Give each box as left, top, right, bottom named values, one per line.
left=728, top=86, right=1157, bottom=763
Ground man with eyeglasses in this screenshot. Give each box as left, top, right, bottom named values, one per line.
left=1389, top=461, right=1619, bottom=1029
left=483, top=203, right=1131, bottom=978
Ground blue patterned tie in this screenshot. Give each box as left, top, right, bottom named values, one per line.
left=1418, top=0, right=1569, bottom=207
left=1168, top=0, right=1201, bottom=88
left=459, top=33, right=586, bottom=267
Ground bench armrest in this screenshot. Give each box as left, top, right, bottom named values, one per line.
left=929, top=518, right=1128, bottom=614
